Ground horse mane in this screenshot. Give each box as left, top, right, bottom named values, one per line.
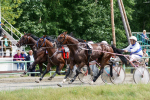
left=28, top=34, right=39, bottom=41
left=69, top=32, right=85, bottom=43
left=111, top=45, right=128, bottom=65
left=27, top=33, right=54, bottom=42
left=46, top=36, right=55, bottom=42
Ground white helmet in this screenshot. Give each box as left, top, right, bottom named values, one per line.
left=88, top=41, right=94, bottom=44
left=129, top=36, right=137, bottom=41
left=101, top=41, right=108, bottom=44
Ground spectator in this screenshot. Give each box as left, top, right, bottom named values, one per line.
left=143, top=48, right=149, bottom=66
left=0, top=41, right=1, bottom=57
left=13, top=50, right=24, bottom=70
left=1, top=34, right=12, bottom=57
left=26, top=50, right=35, bottom=76
left=141, top=30, right=149, bottom=43
left=21, top=50, right=26, bottom=70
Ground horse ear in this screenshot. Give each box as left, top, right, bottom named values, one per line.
left=43, top=35, right=46, bottom=38
left=64, top=31, right=68, bottom=35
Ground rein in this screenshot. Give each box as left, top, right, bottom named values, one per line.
left=80, top=47, right=129, bottom=57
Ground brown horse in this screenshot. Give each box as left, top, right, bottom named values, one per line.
left=33, top=35, right=71, bottom=83
left=56, top=32, right=114, bottom=85
left=16, top=33, right=64, bottom=82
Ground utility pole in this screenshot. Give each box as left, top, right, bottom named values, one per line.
left=120, top=0, right=132, bottom=37
left=118, top=0, right=130, bottom=44
left=110, top=0, right=116, bottom=47
left=0, top=0, right=1, bottom=28
left=95, top=0, right=97, bottom=3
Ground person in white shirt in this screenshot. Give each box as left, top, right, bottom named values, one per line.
left=123, top=36, right=143, bottom=62
left=123, top=36, right=143, bottom=73
left=26, top=50, right=35, bottom=76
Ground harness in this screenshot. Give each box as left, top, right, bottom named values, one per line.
left=58, top=34, right=66, bottom=46
left=36, top=37, right=46, bottom=48
left=20, top=35, right=29, bottom=46
left=48, top=49, right=58, bottom=65
left=61, top=46, right=69, bottom=59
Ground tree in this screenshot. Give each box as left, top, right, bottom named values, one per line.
left=1, top=0, right=24, bottom=25
left=15, top=0, right=135, bottom=48
left=130, top=0, right=150, bottom=32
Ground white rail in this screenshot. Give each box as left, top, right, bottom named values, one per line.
left=1, top=17, right=22, bottom=40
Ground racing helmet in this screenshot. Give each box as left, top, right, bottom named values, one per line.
left=101, top=41, right=108, bottom=44
left=129, top=36, right=137, bottom=41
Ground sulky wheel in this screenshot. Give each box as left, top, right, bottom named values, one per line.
left=110, top=66, right=126, bottom=84
left=133, top=66, right=149, bottom=84
left=78, top=66, right=93, bottom=83
left=101, top=65, right=112, bottom=84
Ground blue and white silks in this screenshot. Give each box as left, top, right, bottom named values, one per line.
left=123, top=42, right=143, bottom=57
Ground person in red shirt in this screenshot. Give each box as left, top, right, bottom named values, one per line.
left=13, top=50, right=24, bottom=70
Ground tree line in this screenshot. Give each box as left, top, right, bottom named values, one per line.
left=1, top=0, right=150, bottom=48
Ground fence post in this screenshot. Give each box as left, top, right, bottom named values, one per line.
left=25, top=62, right=27, bottom=73
left=123, top=64, right=125, bottom=71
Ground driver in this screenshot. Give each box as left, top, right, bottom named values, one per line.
left=123, top=36, right=143, bottom=62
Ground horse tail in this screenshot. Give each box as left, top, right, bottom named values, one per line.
left=111, top=45, right=128, bottom=65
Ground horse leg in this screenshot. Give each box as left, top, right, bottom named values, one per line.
left=20, top=69, right=30, bottom=77
left=68, top=63, right=84, bottom=84
left=48, top=72, right=57, bottom=80
left=39, top=63, right=43, bottom=76
left=93, top=69, right=103, bottom=82
left=57, top=63, right=74, bottom=87
left=29, top=58, right=40, bottom=69
left=48, top=63, right=65, bottom=81
left=90, top=54, right=112, bottom=84
left=35, top=63, right=51, bottom=83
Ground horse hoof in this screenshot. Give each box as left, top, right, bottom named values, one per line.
left=89, top=81, right=94, bottom=85
left=68, top=81, right=72, bottom=84
left=48, top=77, right=52, bottom=80
left=57, top=83, right=62, bottom=87
left=35, top=80, right=40, bottom=83
left=20, top=74, right=24, bottom=77
left=66, top=78, right=70, bottom=81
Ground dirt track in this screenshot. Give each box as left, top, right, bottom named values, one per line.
left=0, top=74, right=134, bottom=91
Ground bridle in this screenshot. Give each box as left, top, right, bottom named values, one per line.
left=36, top=36, right=46, bottom=49
left=57, top=33, right=66, bottom=46
left=19, top=35, right=29, bottom=46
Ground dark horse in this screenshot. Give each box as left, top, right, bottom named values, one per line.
left=56, top=32, right=114, bottom=85
left=16, top=33, right=64, bottom=83
left=33, top=35, right=71, bottom=84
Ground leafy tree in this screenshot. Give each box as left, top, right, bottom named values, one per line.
left=1, top=0, right=24, bottom=25
left=130, top=0, right=150, bottom=32
left=15, top=0, right=135, bottom=48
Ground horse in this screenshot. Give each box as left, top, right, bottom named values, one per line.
left=16, top=33, right=61, bottom=83
left=32, top=35, right=71, bottom=84
left=56, top=32, right=114, bottom=85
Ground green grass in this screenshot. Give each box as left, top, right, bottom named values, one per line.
left=1, top=84, right=150, bottom=100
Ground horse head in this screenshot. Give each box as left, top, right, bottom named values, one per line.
left=56, top=31, right=68, bottom=47
left=16, top=32, right=31, bottom=47
left=33, top=35, right=47, bottom=51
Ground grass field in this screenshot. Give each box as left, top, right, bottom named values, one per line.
left=0, top=84, right=150, bottom=100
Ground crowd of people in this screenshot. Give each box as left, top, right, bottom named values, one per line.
left=13, top=49, right=35, bottom=76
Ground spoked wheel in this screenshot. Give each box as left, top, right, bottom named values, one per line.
left=110, top=66, right=126, bottom=84
left=101, top=65, right=112, bottom=84
left=133, top=66, right=149, bottom=84
left=78, top=66, right=93, bottom=83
